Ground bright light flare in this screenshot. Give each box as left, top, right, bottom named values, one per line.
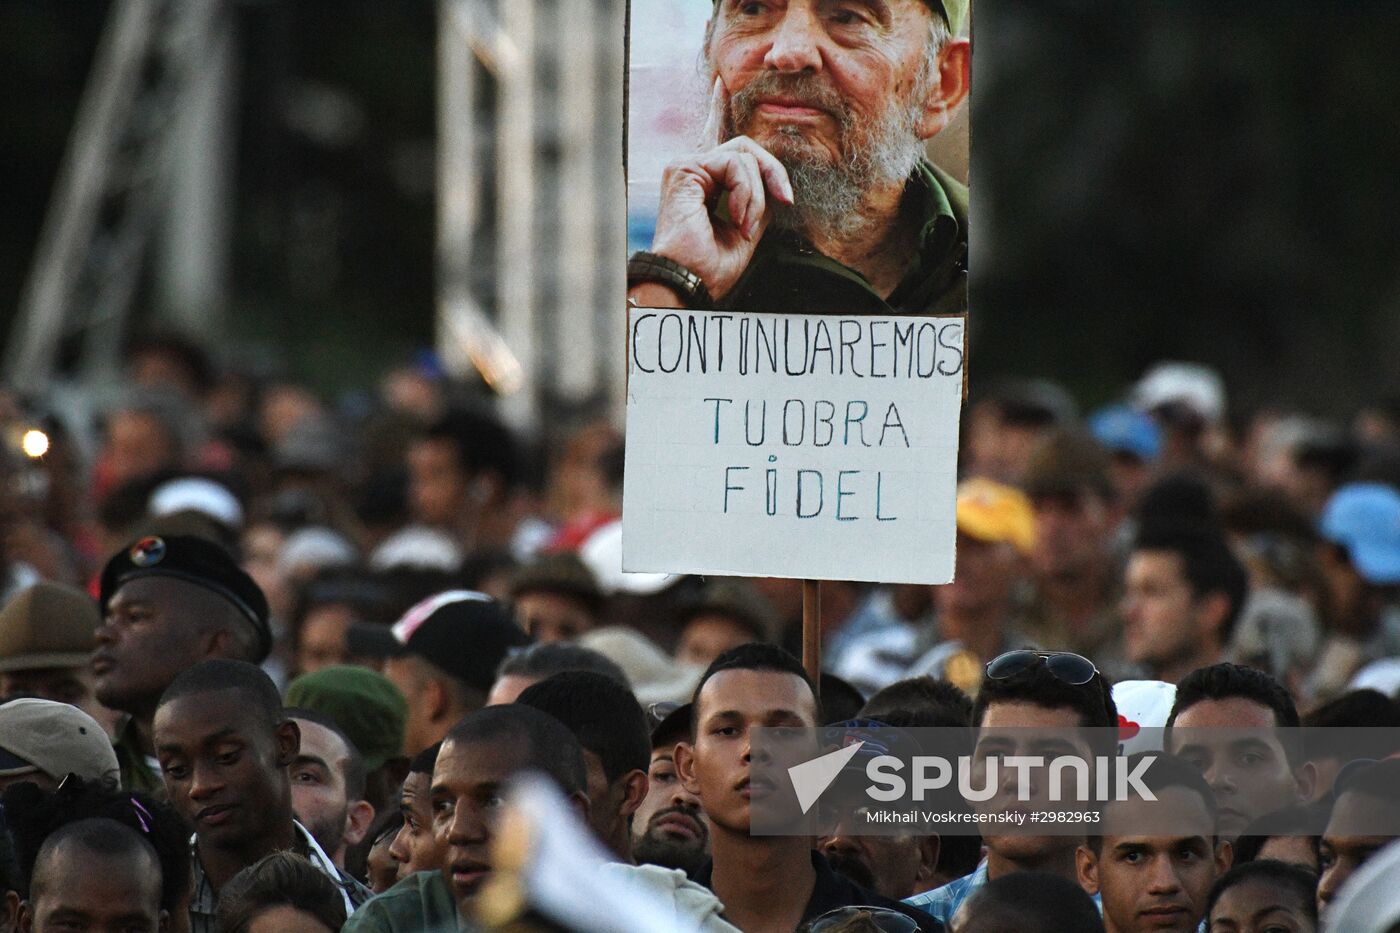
left=20, top=429, right=49, bottom=459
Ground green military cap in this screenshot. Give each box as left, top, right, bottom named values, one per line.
left=710, top=0, right=967, bottom=36
left=284, top=665, right=408, bottom=771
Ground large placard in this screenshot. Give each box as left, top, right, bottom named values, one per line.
left=623, top=308, right=965, bottom=584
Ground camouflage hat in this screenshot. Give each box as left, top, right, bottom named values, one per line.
left=284, top=665, right=408, bottom=771
left=1023, top=430, right=1116, bottom=503
left=0, top=582, right=101, bottom=673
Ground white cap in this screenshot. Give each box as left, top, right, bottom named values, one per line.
left=1131, top=362, right=1226, bottom=422
left=369, top=525, right=464, bottom=573
left=149, top=477, right=244, bottom=529
left=1112, top=680, right=1177, bottom=756
left=579, top=520, right=678, bottom=596
left=278, top=526, right=358, bottom=576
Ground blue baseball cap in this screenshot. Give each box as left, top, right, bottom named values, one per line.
left=1321, top=483, right=1400, bottom=585
left=1088, top=404, right=1161, bottom=462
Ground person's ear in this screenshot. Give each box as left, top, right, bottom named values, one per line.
left=2, top=891, right=22, bottom=933
left=916, top=37, right=970, bottom=140
left=1215, top=838, right=1234, bottom=875
left=275, top=719, right=301, bottom=767
left=1075, top=844, right=1100, bottom=896
left=914, top=834, right=941, bottom=887
left=675, top=741, right=701, bottom=797
left=619, top=769, right=649, bottom=820
left=1195, top=592, right=1231, bottom=644
left=345, top=799, right=377, bottom=848
left=425, top=679, right=449, bottom=723
left=568, top=790, right=592, bottom=823
left=1295, top=760, right=1318, bottom=802
left=14, top=898, right=31, bottom=933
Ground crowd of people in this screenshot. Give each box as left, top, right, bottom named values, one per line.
left=2, top=335, right=1400, bottom=931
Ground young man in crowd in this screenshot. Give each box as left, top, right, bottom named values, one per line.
left=350, top=591, right=529, bottom=756
left=905, top=649, right=1119, bottom=924
left=152, top=660, right=369, bottom=931
left=386, top=742, right=446, bottom=883
left=516, top=671, right=650, bottom=861
left=286, top=708, right=376, bottom=870
left=1021, top=431, right=1125, bottom=660
left=950, top=872, right=1103, bottom=933
left=0, top=581, right=111, bottom=733
left=1077, top=753, right=1231, bottom=933
left=94, top=535, right=274, bottom=794
left=675, top=644, right=941, bottom=932
left=1121, top=525, right=1250, bottom=684
left=344, top=705, right=592, bottom=931
left=1164, top=663, right=1314, bottom=839
left=1205, top=860, right=1319, bottom=933
left=17, top=818, right=168, bottom=933
left=507, top=552, right=605, bottom=644
left=485, top=640, right=628, bottom=706
left=633, top=703, right=710, bottom=877
left=1316, top=758, right=1400, bottom=914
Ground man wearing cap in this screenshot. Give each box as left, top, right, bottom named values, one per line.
left=1019, top=430, right=1126, bottom=660
left=507, top=552, right=605, bottom=643
left=93, top=535, right=273, bottom=794
left=1308, top=482, right=1400, bottom=700
left=349, top=590, right=530, bottom=755
left=0, top=698, right=120, bottom=792
left=284, top=665, right=410, bottom=819
left=627, top=0, right=969, bottom=315
left=0, top=581, right=114, bottom=732
left=833, top=478, right=1035, bottom=696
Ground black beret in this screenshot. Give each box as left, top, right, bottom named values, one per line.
left=100, top=535, right=272, bottom=662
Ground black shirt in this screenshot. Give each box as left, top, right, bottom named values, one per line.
left=691, top=849, right=945, bottom=932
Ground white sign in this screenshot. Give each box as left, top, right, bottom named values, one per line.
left=622, top=308, right=965, bottom=585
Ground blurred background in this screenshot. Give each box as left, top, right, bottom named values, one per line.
left=3, top=1, right=1400, bottom=424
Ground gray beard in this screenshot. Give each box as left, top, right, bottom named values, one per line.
left=722, top=73, right=927, bottom=243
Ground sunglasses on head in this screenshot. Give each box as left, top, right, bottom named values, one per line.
left=808, top=906, right=919, bottom=933
left=985, top=650, right=1099, bottom=686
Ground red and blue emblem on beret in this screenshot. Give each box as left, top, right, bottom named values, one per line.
left=129, top=536, right=167, bottom=567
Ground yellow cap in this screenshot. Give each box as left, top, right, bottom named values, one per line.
left=956, top=478, right=1035, bottom=555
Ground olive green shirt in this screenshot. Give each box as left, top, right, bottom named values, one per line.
left=343, top=870, right=462, bottom=933
left=716, top=159, right=968, bottom=315
left=113, top=716, right=164, bottom=796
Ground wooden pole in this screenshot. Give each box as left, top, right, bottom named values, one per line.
left=802, top=579, right=822, bottom=695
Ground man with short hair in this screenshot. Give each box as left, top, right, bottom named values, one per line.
left=94, top=535, right=273, bottom=793
left=516, top=671, right=651, bottom=861
left=1165, top=663, right=1313, bottom=839
left=1077, top=753, right=1231, bottom=933
left=950, top=871, right=1103, bottom=933
left=287, top=708, right=376, bottom=870
left=904, top=649, right=1119, bottom=925
left=1316, top=758, right=1400, bottom=914
left=152, top=659, right=369, bottom=931
left=634, top=703, right=710, bottom=877
left=386, top=743, right=446, bottom=883
left=349, top=590, right=529, bottom=755
left=343, top=705, right=594, bottom=931
left=406, top=409, right=527, bottom=553
left=628, top=0, right=970, bottom=316
left=1121, top=526, right=1250, bottom=684
left=18, top=818, right=167, bottom=933
left=0, top=582, right=110, bottom=731
left=0, top=698, right=120, bottom=793
left=676, top=643, right=941, bottom=931
left=486, top=640, right=629, bottom=706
